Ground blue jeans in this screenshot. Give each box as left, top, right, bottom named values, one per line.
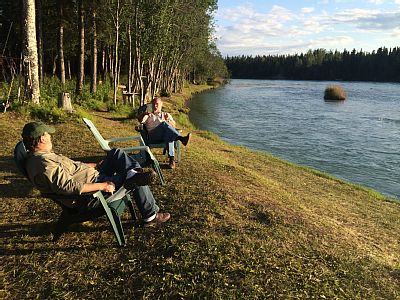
left=94, top=148, right=159, bottom=219
left=148, top=121, right=179, bottom=157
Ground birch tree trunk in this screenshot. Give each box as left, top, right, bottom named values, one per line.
left=58, top=0, right=65, bottom=88
left=35, top=0, right=43, bottom=83
left=90, top=8, right=97, bottom=93
left=22, top=0, right=40, bottom=104
left=112, top=0, right=120, bottom=106
left=76, top=0, right=85, bottom=94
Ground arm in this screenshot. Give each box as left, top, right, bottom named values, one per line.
left=164, top=112, right=176, bottom=127
left=81, top=181, right=115, bottom=194
left=137, top=111, right=150, bottom=123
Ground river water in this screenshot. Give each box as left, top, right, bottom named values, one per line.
left=188, top=79, right=400, bottom=200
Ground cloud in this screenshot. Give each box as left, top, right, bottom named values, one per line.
left=301, top=7, right=315, bottom=13
left=369, top=0, right=384, bottom=4
left=215, top=3, right=400, bottom=56
left=327, top=9, right=400, bottom=31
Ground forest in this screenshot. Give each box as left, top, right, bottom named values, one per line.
left=225, top=47, right=400, bottom=82
left=0, top=0, right=228, bottom=107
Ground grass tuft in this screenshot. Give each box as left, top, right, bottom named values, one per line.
left=324, top=84, right=347, bottom=101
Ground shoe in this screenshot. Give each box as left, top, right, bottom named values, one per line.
left=124, top=170, right=156, bottom=189
left=168, top=156, right=176, bottom=169
left=179, top=133, right=191, bottom=146
left=143, top=212, right=171, bottom=227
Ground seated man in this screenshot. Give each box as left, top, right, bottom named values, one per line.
left=138, top=97, right=190, bottom=169
left=21, top=121, right=170, bottom=227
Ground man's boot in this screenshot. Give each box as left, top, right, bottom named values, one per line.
left=168, top=156, right=176, bottom=169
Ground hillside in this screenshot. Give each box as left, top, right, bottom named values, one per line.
left=0, top=92, right=399, bottom=299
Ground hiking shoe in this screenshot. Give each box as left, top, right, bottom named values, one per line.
left=124, top=170, right=156, bottom=189
left=143, top=212, right=171, bottom=227
left=180, top=133, right=191, bottom=146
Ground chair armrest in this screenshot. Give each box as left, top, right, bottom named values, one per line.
left=119, top=145, right=156, bottom=161
left=106, top=135, right=146, bottom=147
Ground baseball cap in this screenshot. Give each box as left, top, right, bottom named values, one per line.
left=22, top=121, right=56, bottom=138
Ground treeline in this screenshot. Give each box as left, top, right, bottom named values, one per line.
left=0, top=0, right=228, bottom=105
left=225, top=47, right=400, bottom=82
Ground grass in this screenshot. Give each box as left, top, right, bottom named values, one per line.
left=324, top=84, right=347, bottom=101
left=0, top=86, right=399, bottom=299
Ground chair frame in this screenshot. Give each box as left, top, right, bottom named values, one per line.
left=14, top=141, right=137, bottom=247
left=82, top=117, right=165, bottom=185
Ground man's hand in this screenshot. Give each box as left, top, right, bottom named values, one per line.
left=103, top=181, right=115, bottom=193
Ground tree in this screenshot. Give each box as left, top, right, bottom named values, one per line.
left=22, top=0, right=40, bottom=104
left=76, top=0, right=85, bottom=94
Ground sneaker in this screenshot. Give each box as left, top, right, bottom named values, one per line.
left=143, top=212, right=171, bottom=227
left=180, top=133, right=191, bottom=146
left=124, top=170, right=156, bottom=189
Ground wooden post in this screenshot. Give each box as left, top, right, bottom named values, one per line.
left=58, top=92, right=73, bottom=112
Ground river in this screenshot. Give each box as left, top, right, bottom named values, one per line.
left=188, top=79, right=400, bottom=200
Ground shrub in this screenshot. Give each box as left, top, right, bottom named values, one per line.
left=324, top=84, right=347, bottom=100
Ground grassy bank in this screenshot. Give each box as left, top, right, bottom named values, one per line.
left=1, top=86, right=399, bottom=299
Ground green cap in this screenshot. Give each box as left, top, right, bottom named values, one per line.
left=22, top=121, right=55, bottom=138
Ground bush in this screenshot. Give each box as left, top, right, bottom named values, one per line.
left=324, top=85, right=347, bottom=100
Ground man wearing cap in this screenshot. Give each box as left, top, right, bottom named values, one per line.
left=21, top=121, right=170, bottom=227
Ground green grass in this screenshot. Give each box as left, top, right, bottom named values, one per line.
left=0, top=86, right=399, bottom=299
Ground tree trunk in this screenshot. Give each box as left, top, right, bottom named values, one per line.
left=58, top=0, right=65, bottom=88
left=58, top=92, right=73, bottom=112
left=35, top=0, right=43, bottom=82
left=90, top=8, right=97, bottom=93
left=76, top=0, right=85, bottom=94
left=22, top=0, right=40, bottom=104
left=112, top=0, right=120, bottom=106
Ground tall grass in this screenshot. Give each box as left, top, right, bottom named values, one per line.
left=324, top=84, right=347, bottom=100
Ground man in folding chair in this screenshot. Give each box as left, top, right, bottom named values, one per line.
left=138, top=97, right=190, bottom=169
left=21, top=121, right=170, bottom=227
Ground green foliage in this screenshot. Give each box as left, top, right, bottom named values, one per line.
left=175, top=112, right=194, bottom=130
left=226, top=47, right=400, bottom=82
left=20, top=103, right=70, bottom=123
left=324, top=85, right=347, bottom=100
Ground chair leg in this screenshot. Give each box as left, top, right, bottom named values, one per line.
left=152, top=160, right=166, bottom=185
left=125, top=194, right=137, bottom=221
left=110, top=207, right=126, bottom=247
left=94, top=191, right=126, bottom=247
left=52, top=209, right=71, bottom=241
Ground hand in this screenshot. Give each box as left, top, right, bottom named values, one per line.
left=104, top=182, right=115, bottom=193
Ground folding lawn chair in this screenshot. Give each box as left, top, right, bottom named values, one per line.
left=82, top=117, right=165, bottom=185
left=14, top=141, right=137, bottom=247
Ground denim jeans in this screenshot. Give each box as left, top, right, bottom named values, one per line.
left=94, top=148, right=159, bottom=219
left=148, top=121, right=179, bottom=157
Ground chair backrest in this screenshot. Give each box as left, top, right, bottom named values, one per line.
left=82, top=118, right=111, bottom=151
left=14, top=141, right=30, bottom=179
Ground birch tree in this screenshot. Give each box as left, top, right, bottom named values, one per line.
left=22, top=0, right=40, bottom=104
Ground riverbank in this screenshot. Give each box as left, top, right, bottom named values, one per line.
left=1, top=85, right=399, bottom=299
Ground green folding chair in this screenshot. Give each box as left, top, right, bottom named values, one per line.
left=82, top=117, right=165, bottom=185
left=14, top=141, right=137, bottom=247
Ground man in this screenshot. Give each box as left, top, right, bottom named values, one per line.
left=21, top=121, right=170, bottom=227
left=138, top=97, right=190, bottom=169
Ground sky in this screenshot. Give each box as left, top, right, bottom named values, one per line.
left=214, top=0, right=400, bottom=56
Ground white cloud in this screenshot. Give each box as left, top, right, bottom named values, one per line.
left=369, top=0, right=384, bottom=4
left=301, top=7, right=315, bottom=13
left=215, top=3, right=400, bottom=56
